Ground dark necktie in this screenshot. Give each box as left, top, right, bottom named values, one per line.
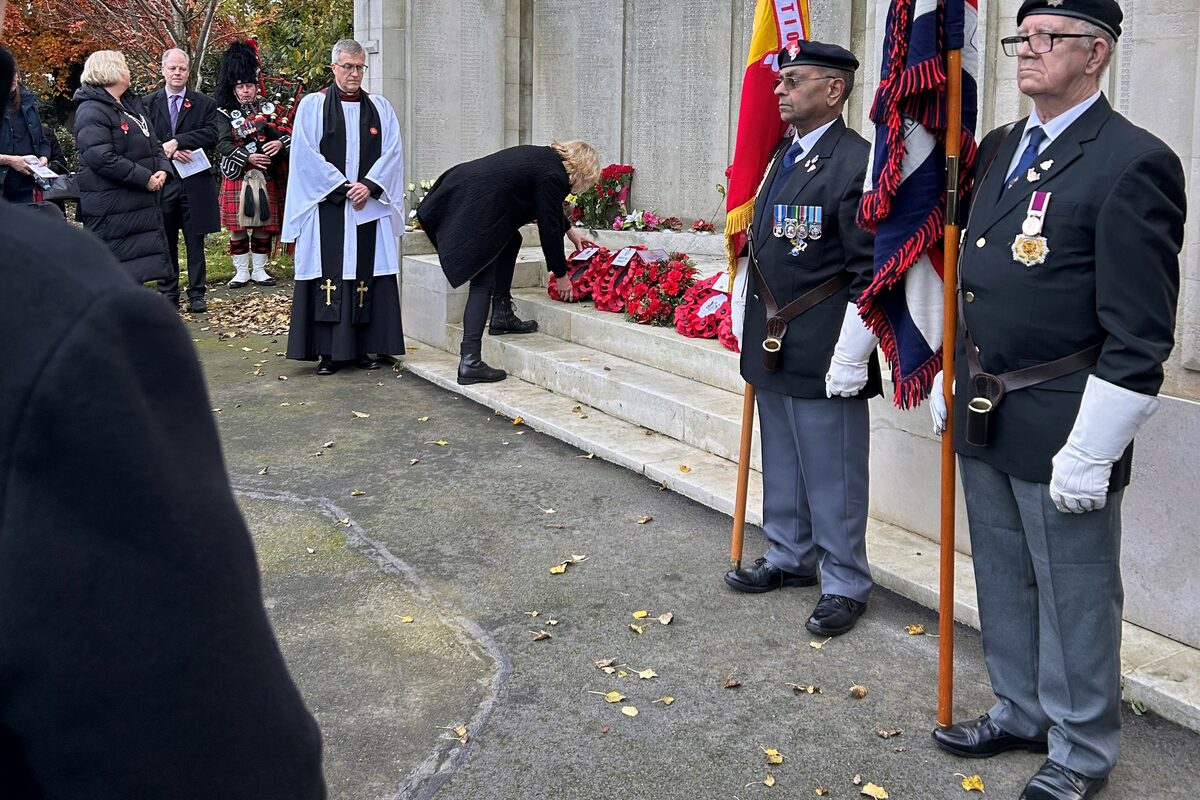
left=169, top=94, right=181, bottom=134
left=765, top=139, right=805, bottom=205
left=1004, top=126, right=1047, bottom=190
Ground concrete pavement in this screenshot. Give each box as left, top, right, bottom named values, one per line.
left=190, top=292, right=1199, bottom=800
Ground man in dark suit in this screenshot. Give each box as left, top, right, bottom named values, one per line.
left=928, top=3, right=1186, bottom=798
left=144, top=48, right=221, bottom=313
left=0, top=42, right=326, bottom=799
left=725, top=41, right=880, bottom=638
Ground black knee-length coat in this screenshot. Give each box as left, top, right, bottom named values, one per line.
left=416, top=144, right=572, bottom=287
left=72, top=84, right=173, bottom=283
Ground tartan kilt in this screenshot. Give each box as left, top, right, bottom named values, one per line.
left=220, top=172, right=283, bottom=234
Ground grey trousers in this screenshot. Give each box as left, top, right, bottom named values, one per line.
left=959, top=455, right=1125, bottom=778
left=756, top=388, right=873, bottom=602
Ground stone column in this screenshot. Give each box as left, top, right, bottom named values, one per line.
left=531, top=0, right=625, bottom=165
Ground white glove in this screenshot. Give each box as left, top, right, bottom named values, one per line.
left=825, top=303, right=879, bottom=397
left=730, top=256, right=748, bottom=349
left=930, top=370, right=948, bottom=435
left=1050, top=375, right=1160, bottom=514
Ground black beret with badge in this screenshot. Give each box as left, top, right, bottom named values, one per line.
left=777, top=39, right=860, bottom=72
left=1017, top=0, right=1122, bottom=40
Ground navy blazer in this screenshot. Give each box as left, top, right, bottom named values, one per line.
left=954, top=96, right=1185, bottom=485
left=740, top=117, right=881, bottom=400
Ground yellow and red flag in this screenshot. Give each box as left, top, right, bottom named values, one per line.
left=724, top=0, right=812, bottom=273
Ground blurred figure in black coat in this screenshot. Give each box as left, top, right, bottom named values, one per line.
left=417, top=140, right=600, bottom=384
left=0, top=38, right=326, bottom=800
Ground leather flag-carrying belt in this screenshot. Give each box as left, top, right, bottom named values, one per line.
left=750, top=253, right=853, bottom=372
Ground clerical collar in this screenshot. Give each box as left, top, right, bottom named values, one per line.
left=336, top=88, right=362, bottom=102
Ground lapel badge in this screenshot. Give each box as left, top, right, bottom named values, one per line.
left=1047, top=0, right=1064, bottom=5
left=1039, top=159, right=1054, bottom=171
left=1027, top=168, right=1041, bottom=183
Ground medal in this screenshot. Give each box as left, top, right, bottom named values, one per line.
left=773, top=205, right=786, bottom=238
left=795, top=205, right=809, bottom=240
left=808, top=206, right=823, bottom=240
left=783, top=216, right=798, bottom=240
left=1013, top=191, right=1052, bottom=266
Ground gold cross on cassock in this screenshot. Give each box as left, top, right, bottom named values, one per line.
left=356, top=280, right=370, bottom=308
left=321, top=278, right=337, bottom=306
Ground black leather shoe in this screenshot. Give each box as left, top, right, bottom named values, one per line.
left=316, top=358, right=338, bottom=376
left=355, top=355, right=383, bottom=370
left=724, top=557, right=817, bottom=593
left=1020, top=760, right=1107, bottom=800
left=187, top=297, right=207, bottom=313
left=457, top=354, right=506, bottom=385
left=804, top=594, right=867, bottom=636
left=932, top=713, right=1049, bottom=759
left=488, top=297, right=538, bottom=334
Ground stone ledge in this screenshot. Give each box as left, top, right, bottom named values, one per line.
left=399, top=343, right=1200, bottom=736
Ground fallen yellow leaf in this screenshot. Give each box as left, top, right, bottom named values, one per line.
left=861, top=783, right=889, bottom=799
left=549, top=562, right=569, bottom=575
left=409, top=458, right=421, bottom=466
left=636, top=668, right=657, bottom=680
left=678, top=464, right=691, bottom=473
left=418, top=416, right=430, bottom=422
left=400, top=616, right=414, bottom=623
left=337, top=518, right=351, bottom=526
left=761, top=747, right=785, bottom=765
left=525, top=610, right=540, bottom=617
left=628, top=624, right=645, bottom=635
left=876, top=728, right=902, bottom=739
left=432, top=440, right=449, bottom=446
left=906, top=624, right=927, bottom=635
left=350, top=489, right=367, bottom=497
left=957, top=774, right=985, bottom=793
left=764, top=773, right=776, bottom=787
left=653, top=696, right=674, bottom=705
left=512, top=416, right=524, bottom=425
left=810, top=637, right=832, bottom=650
left=351, top=410, right=369, bottom=418
left=620, top=706, right=638, bottom=717
left=570, top=554, right=588, bottom=563
left=636, top=516, right=653, bottom=524
left=789, top=683, right=821, bottom=695
left=816, top=789, right=829, bottom=796
left=603, top=691, right=624, bottom=703
left=631, top=610, right=650, bottom=619
left=258, top=466, right=269, bottom=475
left=531, top=630, right=551, bottom=641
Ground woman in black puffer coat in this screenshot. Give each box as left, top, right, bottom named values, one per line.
left=72, top=50, right=172, bottom=284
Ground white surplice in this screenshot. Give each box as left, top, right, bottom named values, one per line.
left=281, top=91, right=405, bottom=281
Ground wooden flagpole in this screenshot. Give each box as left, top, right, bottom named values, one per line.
left=938, top=45, right=965, bottom=728
left=730, top=384, right=756, bottom=570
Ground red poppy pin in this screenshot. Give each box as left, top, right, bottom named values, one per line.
left=183, top=99, right=192, bottom=109
left=786, top=41, right=801, bottom=59
left=370, top=126, right=379, bottom=135
left=120, top=121, right=129, bottom=133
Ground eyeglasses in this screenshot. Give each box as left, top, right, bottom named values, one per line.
left=334, top=63, right=368, bottom=73
left=773, top=74, right=838, bottom=91
left=1001, top=33, right=1096, bottom=57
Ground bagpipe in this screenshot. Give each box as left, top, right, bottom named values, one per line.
left=220, top=77, right=303, bottom=181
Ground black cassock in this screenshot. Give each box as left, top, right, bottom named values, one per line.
left=287, top=89, right=404, bottom=361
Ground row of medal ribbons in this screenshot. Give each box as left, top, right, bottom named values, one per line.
left=773, top=205, right=824, bottom=241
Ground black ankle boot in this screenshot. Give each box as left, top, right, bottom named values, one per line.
left=457, top=353, right=507, bottom=385
left=488, top=297, right=538, bottom=335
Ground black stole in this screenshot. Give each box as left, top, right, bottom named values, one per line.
left=313, top=89, right=383, bottom=324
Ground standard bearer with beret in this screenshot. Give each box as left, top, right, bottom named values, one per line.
left=726, top=40, right=880, bottom=638
left=928, top=3, right=1186, bottom=799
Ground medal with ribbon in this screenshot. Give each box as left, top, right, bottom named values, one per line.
left=773, top=204, right=786, bottom=238
left=809, top=206, right=823, bottom=240
left=796, top=206, right=809, bottom=240
left=1012, top=191, right=1052, bottom=267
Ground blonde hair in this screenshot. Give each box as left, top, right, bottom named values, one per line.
left=81, top=50, right=129, bottom=87
left=550, top=139, right=601, bottom=193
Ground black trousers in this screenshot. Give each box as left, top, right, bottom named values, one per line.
left=460, top=231, right=521, bottom=356
left=158, top=188, right=208, bottom=301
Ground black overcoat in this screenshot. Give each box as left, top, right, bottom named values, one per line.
left=72, top=83, right=173, bottom=283
left=953, top=96, right=1186, bottom=486
left=416, top=144, right=572, bottom=287
left=740, top=118, right=881, bottom=399
left=0, top=199, right=327, bottom=800
left=143, top=86, right=222, bottom=236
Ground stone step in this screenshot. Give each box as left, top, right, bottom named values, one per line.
left=444, top=324, right=763, bottom=473
left=399, top=343, right=1200, bottom=736
left=509, top=288, right=743, bottom=394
